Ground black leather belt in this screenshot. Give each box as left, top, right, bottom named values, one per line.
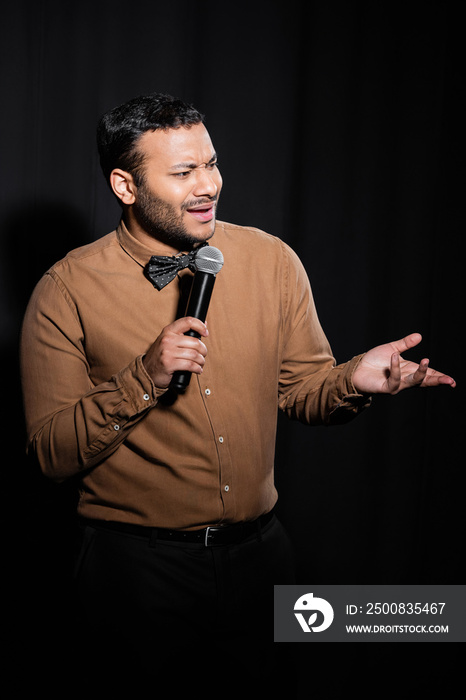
left=82, top=509, right=275, bottom=547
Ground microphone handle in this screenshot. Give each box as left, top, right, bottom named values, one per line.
left=170, top=272, right=216, bottom=393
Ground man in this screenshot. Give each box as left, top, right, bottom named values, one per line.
left=20, top=93, right=455, bottom=670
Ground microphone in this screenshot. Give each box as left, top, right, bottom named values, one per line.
left=170, top=246, right=224, bottom=394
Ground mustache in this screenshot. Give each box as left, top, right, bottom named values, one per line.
left=182, top=195, right=218, bottom=211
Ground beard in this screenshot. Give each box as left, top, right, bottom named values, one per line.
left=132, top=179, right=218, bottom=250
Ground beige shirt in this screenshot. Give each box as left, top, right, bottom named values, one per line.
left=20, top=219, right=370, bottom=529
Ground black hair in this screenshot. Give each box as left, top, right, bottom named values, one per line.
left=96, top=93, right=204, bottom=186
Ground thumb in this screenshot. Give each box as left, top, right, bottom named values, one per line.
left=393, top=332, right=422, bottom=354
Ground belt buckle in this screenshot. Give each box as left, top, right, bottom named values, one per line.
left=204, top=525, right=222, bottom=546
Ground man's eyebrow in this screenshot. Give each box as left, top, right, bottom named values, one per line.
left=169, top=153, right=217, bottom=171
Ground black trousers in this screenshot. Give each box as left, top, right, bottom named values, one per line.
left=74, top=514, right=299, bottom=692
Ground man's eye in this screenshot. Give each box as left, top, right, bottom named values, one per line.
left=174, top=171, right=190, bottom=178
left=207, top=161, right=218, bottom=170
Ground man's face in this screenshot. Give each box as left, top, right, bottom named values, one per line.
left=131, top=123, right=223, bottom=249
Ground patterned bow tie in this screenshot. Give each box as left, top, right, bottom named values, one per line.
left=144, top=243, right=208, bottom=290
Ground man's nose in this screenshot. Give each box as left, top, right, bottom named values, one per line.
left=192, top=166, right=219, bottom=197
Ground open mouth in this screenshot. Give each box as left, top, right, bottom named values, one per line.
left=185, top=202, right=216, bottom=222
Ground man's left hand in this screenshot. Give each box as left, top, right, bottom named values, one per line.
left=352, top=332, right=456, bottom=395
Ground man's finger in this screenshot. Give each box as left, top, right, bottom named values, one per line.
left=169, top=316, right=209, bottom=337
left=391, top=332, right=422, bottom=354
left=411, top=358, right=429, bottom=385
left=387, top=352, right=401, bottom=393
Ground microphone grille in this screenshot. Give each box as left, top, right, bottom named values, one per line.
left=194, top=246, right=224, bottom=274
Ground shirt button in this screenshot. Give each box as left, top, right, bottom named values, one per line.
left=143, top=394, right=150, bottom=401
left=218, top=436, right=224, bottom=443
left=114, top=424, right=120, bottom=431
left=205, top=388, right=211, bottom=396
left=224, top=485, right=230, bottom=492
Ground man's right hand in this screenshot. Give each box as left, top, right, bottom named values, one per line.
left=142, top=317, right=209, bottom=389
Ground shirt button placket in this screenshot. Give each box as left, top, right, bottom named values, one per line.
left=202, top=385, right=231, bottom=510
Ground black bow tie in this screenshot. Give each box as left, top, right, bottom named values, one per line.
left=144, top=244, right=208, bottom=290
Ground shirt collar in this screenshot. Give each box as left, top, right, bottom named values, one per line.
left=116, top=218, right=221, bottom=267
left=116, top=219, right=170, bottom=267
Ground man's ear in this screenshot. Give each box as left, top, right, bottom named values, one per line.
left=109, top=168, right=137, bottom=205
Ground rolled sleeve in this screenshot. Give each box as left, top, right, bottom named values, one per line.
left=278, top=243, right=371, bottom=425
left=326, top=355, right=372, bottom=424
left=20, top=273, right=159, bottom=481
left=115, top=356, right=160, bottom=414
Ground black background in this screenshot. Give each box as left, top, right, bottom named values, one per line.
left=2, top=0, right=463, bottom=651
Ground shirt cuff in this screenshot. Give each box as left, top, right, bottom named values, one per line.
left=114, top=355, right=162, bottom=416
left=328, top=354, right=372, bottom=423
